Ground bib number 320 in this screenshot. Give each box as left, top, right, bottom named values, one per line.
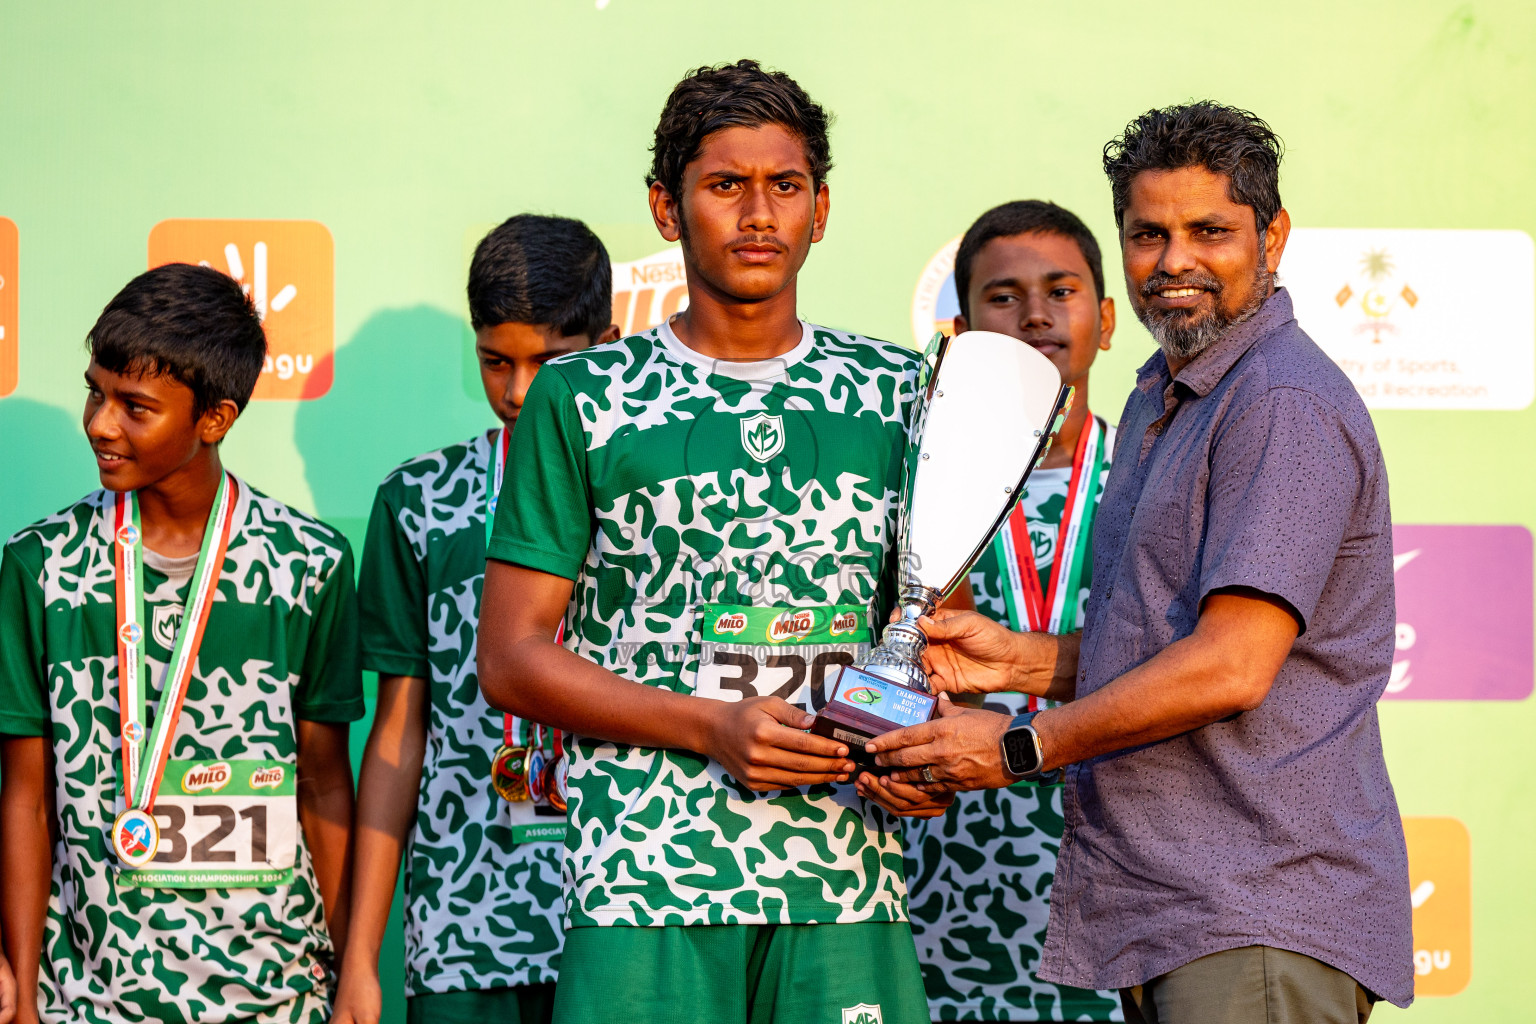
left=693, top=605, right=873, bottom=712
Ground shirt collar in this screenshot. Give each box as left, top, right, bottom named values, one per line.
left=1134, top=287, right=1296, bottom=397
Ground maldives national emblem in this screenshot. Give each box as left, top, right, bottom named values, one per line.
left=740, top=411, right=784, bottom=463
left=1334, top=248, right=1418, bottom=343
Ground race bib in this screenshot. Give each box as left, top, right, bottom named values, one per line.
left=694, top=604, right=874, bottom=711
left=117, top=759, right=298, bottom=889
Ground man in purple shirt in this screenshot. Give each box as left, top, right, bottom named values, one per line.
left=870, top=102, right=1413, bottom=1022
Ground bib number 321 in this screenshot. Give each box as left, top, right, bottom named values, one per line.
left=116, top=759, right=298, bottom=889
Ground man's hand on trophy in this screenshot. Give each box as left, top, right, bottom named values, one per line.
left=854, top=771, right=957, bottom=818
left=865, top=695, right=1017, bottom=791
left=914, top=609, right=1030, bottom=695
left=704, top=696, right=857, bottom=791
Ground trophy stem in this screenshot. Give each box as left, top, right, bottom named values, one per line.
left=858, top=584, right=943, bottom=693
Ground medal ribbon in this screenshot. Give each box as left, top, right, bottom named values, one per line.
left=115, top=472, right=238, bottom=811
left=994, top=416, right=1106, bottom=710
left=484, top=426, right=565, bottom=758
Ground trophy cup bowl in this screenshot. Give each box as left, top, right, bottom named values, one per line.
left=810, top=330, right=1072, bottom=764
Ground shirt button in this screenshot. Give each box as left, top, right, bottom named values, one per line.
left=1151, top=423, right=1164, bottom=435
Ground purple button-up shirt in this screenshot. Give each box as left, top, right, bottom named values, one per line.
left=1038, top=289, right=1414, bottom=1007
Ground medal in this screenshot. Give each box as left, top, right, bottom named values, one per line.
left=994, top=415, right=1107, bottom=711
left=111, top=808, right=160, bottom=869
left=109, top=473, right=238, bottom=867
left=491, top=744, right=530, bottom=802
left=545, top=754, right=568, bottom=813
left=525, top=746, right=547, bottom=804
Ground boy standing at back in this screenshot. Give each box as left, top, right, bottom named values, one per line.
left=0, top=264, right=361, bottom=1024
left=477, top=60, right=947, bottom=1024
left=903, top=202, right=1122, bottom=1021
left=331, top=215, right=619, bottom=1024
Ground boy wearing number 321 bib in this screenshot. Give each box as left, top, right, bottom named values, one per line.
left=476, top=62, right=946, bottom=1024
left=0, top=264, right=363, bottom=1024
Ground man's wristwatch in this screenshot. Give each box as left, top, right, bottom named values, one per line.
left=1000, top=711, right=1047, bottom=780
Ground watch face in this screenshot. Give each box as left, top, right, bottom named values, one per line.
left=1005, top=728, right=1040, bottom=776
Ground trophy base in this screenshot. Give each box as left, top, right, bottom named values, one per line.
left=811, top=664, right=938, bottom=770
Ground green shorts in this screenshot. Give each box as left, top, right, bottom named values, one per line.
left=553, top=922, right=928, bottom=1024
left=406, top=984, right=557, bottom=1024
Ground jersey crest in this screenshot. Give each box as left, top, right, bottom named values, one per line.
left=740, top=410, right=785, bottom=463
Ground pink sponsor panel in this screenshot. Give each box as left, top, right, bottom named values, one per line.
left=1388, top=525, right=1534, bottom=700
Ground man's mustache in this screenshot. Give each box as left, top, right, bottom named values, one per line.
left=1139, top=270, right=1224, bottom=298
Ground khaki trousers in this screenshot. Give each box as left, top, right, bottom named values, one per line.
left=1121, top=946, right=1374, bottom=1024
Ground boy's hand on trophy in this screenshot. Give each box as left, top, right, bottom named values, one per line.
left=854, top=771, right=956, bottom=818
left=705, top=696, right=856, bottom=791
left=916, top=610, right=1029, bottom=695
left=866, top=696, right=1017, bottom=792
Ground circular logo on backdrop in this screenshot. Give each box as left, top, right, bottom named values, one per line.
left=910, top=237, right=961, bottom=346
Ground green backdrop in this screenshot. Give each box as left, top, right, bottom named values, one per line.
left=1, top=2, right=1532, bottom=1019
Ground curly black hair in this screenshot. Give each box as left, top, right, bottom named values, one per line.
left=646, top=59, right=833, bottom=203
left=1103, top=102, right=1284, bottom=233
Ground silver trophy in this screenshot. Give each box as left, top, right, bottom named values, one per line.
left=811, top=330, right=1071, bottom=751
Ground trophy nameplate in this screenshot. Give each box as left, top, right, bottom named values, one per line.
left=810, top=330, right=1071, bottom=765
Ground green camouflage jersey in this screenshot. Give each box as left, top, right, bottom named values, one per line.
left=488, top=320, right=919, bottom=929
left=0, top=479, right=362, bottom=1024
left=358, top=430, right=562, bottom=996
left=905, top=426, right=1123, bottom=1022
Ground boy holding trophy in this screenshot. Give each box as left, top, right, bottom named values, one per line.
left=476, top=60, right=942, bottom=1024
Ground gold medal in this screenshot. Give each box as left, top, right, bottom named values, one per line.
left=491, top=744, right=530, bottom=803
left=111, top=808, right=160, bottom=869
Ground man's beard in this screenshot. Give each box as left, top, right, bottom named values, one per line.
left=1134, top=260, right=1272, bottom=364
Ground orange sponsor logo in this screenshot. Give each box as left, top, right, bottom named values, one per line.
left=611, top=247, right=689, bottom=337
left=1403, top=816, right=1471, bottom=996
left=0, top=217, right=16, bottom=397
left=149, top=220, right=334, bottom=400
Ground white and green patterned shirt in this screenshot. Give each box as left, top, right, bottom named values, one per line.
left=904, top=427, right=1122, bottom=1021
left=0, top=480, right=362, bottom=1024
left=358, top=431, right=562, bottom=996
left=488, top=320, right=920, bottom=929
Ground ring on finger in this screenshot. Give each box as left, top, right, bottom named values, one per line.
left=919, top=766, right=937, bottom=784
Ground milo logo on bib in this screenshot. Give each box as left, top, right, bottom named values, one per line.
left=830, top=611, right=862, bottom=636
left=250, top=766, right=286, bottom=789
left=181, top=761, right=232, bottom=794
left=768, top=609, right=816, bottom=643
left=713, top=611, right=748, bottom=635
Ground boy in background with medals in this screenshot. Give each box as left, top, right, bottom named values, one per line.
left=476, top=61, right=948, bottom=1024
left=330, top=215, right=619, bottom=1024
left=0, top=264, right=362, bottom=1024
left=903, top=202, right=1124, bottom=1022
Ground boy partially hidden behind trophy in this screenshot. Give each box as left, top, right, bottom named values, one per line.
left=903, top=202, right=1125, bottom=1022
